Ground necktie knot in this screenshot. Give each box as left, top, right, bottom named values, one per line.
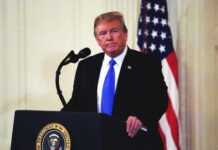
left=109, top=59, right=116, bottom=66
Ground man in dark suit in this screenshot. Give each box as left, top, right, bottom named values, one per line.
left=62, top=11, right=168, bottom=149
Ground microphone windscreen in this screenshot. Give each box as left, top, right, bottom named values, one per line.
left=78, top=47, right=91, bottom=58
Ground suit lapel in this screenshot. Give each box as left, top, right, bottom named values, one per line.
left=113, top=49, right=134, bottom=109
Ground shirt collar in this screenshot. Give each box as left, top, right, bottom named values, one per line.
left=103, top=46, right=128, bottom=66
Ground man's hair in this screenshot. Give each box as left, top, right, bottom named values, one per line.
left=94, top=11, right=128, bottom=36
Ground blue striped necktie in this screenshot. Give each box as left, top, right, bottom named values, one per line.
left=101, top=59, right=116, bottom=115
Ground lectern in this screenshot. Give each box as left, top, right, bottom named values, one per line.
left=11, top=110, right=152, bottom=150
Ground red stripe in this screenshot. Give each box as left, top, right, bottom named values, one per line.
left=165, top=95, right=181, bottom=150
left=166, top=51, right=178, bottom=86
left=158, top=124, right=167, bottom=150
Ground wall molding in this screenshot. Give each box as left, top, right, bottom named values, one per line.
left=17, top=0, right=27, bottom=108
left=178, top=4, right=189, bottom=150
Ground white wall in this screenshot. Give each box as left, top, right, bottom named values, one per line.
left=1, top=0, right=217, bottom=150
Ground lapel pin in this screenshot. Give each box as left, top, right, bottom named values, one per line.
left=127, top=65, right=132, bottom=70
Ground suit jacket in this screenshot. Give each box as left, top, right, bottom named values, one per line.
left=62, top=48, right=168, bottom=149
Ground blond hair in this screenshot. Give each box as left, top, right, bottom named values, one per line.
left=94, top=11, right=128, bottom=36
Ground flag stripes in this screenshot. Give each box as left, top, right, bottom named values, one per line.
left=137, top=0, right=181, bottom=150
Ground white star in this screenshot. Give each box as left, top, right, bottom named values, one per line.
left=153, top=17, right=159, bottom=25
left=150, top=43, right=156, bottom=52
left=146, top=16, right=150, bottom=23
left=161, top=32, right=167, bottom=40
left=143, top=42, right=147, bottom=49
left=161, top=19, right=167, bottom=26
left=138, top=29, right=142, bottom=36
left=144, top=30, right=149, bottom=36
left=147, top=3, right=152, bottom=10
left=151, top=30, right=158, bottom=39
left=154, top=4, right=160, bottom=12
left=161, top=6, right=165, bottom=13
left=159, top=45, right=166, bottom=53
left=140, top=16, right=142, bottom=22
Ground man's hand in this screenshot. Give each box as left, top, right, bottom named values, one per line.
left=126, top=116, right=143, bottom=138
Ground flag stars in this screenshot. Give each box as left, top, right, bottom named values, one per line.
left=144, top=30, right=149, bottom=36
left=161, top=32, right=167, bottom=40
left=161, top=19, right=167, bottom=26
left=138, top=29, right=142, bottom=36
left=161, top=6, right=165, bottom=13
left=146, top=2, right=152, bottom=10
left=143, top=42, right=147, bottom=49
left=137, top=1, right=174, bottom=57
left=151, top=30, right=158, bottom=38
left=153, top=17, right=159, bottom=25
left=159, top=45, right=166, bottom=53
left=140, top=16, right=142, bottom=22
left=146, top=16, right=150, bottom=23
left=154, top=4, right=160, bottom=12
left=150, top=43, right=156, bottom=52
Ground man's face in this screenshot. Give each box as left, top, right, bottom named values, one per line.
left=95, top=20, right=127, bottom=58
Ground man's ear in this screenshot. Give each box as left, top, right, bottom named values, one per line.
left=124, top=31, right=128, bottom=42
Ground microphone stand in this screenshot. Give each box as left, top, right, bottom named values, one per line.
left=55, top=50, right=76, bottom=107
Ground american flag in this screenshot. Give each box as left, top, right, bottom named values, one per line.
left=137, top=0, right=181, bottom=150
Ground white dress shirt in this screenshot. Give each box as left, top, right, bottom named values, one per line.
left=97, top=46, right=128, bottom=113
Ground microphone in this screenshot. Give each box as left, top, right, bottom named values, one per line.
left=64, top=47, right=91, bottom=65
left=56, top=47, right=91, bottom=107
left=77, top=47, right=91, bottom=59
